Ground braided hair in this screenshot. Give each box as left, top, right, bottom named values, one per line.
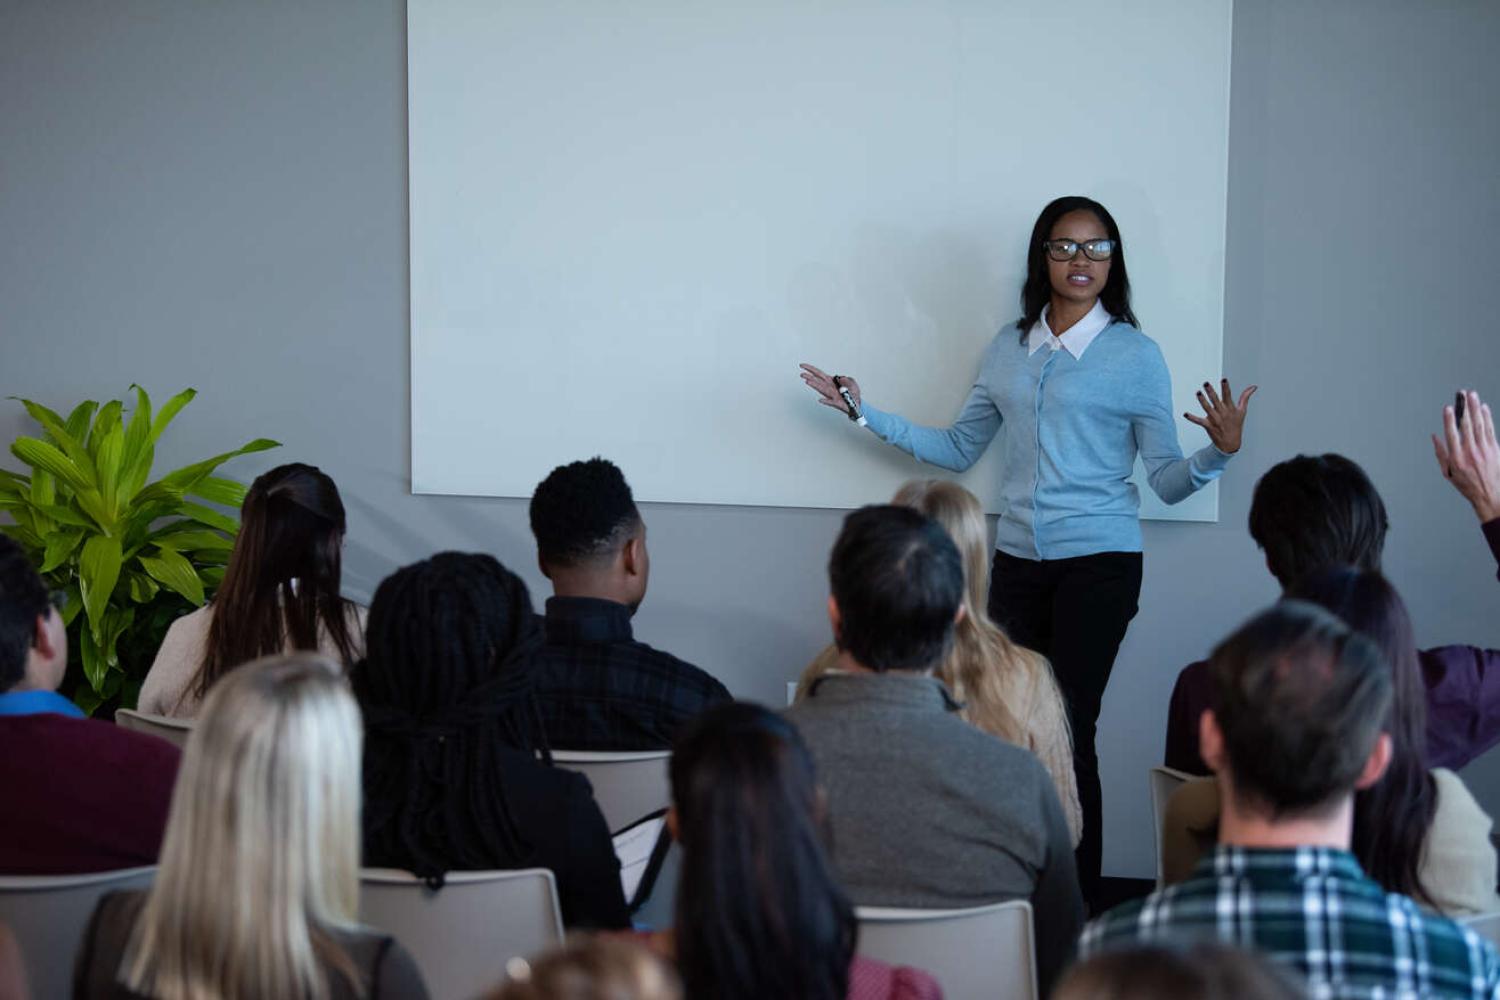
left=353, top=552, right=550, bottom=887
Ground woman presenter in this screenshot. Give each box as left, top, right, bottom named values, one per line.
left=799, top=195, right=1255, bottom=904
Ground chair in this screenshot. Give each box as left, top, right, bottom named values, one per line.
left=1149, top=765, right=1194, bottom=888
left=115, top=708, right=194, bottom=749
left=0, top=866, right=156, bottom=1000
left=855, top=900, right=1036, bottom=1000
left=550, top=750, right=671, bottom=833
left=1464, top=910, right=1500, bottom=949
left=360, top=867, right=563, bottom=1000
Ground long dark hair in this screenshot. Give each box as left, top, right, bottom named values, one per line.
left=1288, top=567, right=1437, bottom=906
left=1018, top=195, right=1138, bottom=339
left=670, top=702, right=855, bottom=1000
left=195, top=463, right=358, bottom=700
left=353, top=552, right=550, bottom=887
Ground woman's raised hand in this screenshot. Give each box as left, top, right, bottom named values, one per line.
left=799, top=363, right=862, bottom=413
left=1184, top=378, right=1257, bottom=455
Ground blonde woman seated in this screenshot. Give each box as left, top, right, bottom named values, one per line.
left=74, top=653, right=428, bottom=999
left=138, top=464, right=366, bottom=718
left=796, top=479, right=1081, bottom=845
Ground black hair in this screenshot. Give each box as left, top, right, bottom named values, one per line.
left=1208, top=601, right=1392, bottom=818
left=353, top=552, right=549, bottom=888
left=670, top=702, right=854, bottom=1000
left=1289, top=567, right=1438, bottom=907
left=196, top=463, right=358, bottom=700
left=1247, top=454, right=1388, bottom=590
left=828, top=505, right=963, bottom=673
left=1018, top=195, right=1139, bottom=339
left=0, top=534, right=49, bottom=692
left=529, top=458, right=642, bottom=569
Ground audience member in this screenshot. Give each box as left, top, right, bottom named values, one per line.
left=527, top=458, right=729, bottom=750
left=140, top=463, right=365, bottom=717
left=74, top=654, right=428, bottom=999
left=0, top=924, right=29, bottom=1000
left=354, top=552, right=629, bottom=928
left=1165, top=433, right=1500, bottom=773
left=797, top=479, right=1080, bottom=845
left=647, top=701, right=941, bottom=1000
left=1161, top=568, right=1499, bottom=916
left=1084, top=602, right=1500, bottom=998
left=0, top=535, right=178, bottom=873
left=486, top=936, right=681, bottom=1000
left=1054, top=943, right=1303, bottom=1000
left=786, top=505, right=1082, bottom=994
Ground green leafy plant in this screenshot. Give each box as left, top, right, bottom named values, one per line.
left=0, top=387, right=278, bottom=714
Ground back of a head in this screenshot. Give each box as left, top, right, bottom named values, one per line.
left=1208, top=601, right=1392, bottom=818
left=1248, top=454, right=1388, bottom=589
left=129, top=653, right=363, bottom=1000
left=1055, top=944, right=1305, bottom=1000
left=669, top=702, right=854, bottom=1000
left=828, top=504, right=964, bottom=673
left=0, top=535, right=48, bottom=693
left=201, top=463, right=356, bottom=695
left=890, top=479, right=989, bottom=614
left=530, top=457, right=641, bottom=570
left=487, top=936, right=682, bottom=1000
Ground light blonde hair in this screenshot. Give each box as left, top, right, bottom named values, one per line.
left=486, top=935, right=682, bottom=1000
left=123, top=653, right=364, bottom=1000
left=799, top=479, right=1060, bottom=748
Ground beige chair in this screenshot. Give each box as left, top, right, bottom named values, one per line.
left=856, top=900, right=1036, bottom=1000
left=1150, top=765, right=1194, bottom=888
left=0, top=866, right=156, bottom=999
left=550, top=749, right=671, bottom=833
left=115, top=708, right=194, bottom=749
left=1464, top=910, right=1500, bottom=949
left=359, top=867, right=563, bottom=1000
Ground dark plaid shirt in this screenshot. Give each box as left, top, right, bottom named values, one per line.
left=1081, top=846, right=1500, bottom=999
left=532, top=596, right=730, bottom=751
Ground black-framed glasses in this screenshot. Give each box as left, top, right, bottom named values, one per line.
left=1043, top=238, right=1115, bottom=262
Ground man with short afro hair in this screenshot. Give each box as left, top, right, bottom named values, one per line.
left=528, top=458, right=729, bottom=753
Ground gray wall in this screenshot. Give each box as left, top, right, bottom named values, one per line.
left=3, top=0, right=1497, bottom=878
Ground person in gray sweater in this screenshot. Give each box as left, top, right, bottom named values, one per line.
left=785, top=504, right=1084, bottom=995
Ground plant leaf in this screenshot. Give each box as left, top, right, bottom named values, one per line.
left=189, top=475, right=248, bottom=508
left=158, top=438, right=280, bottom=493
left=64, top=400, right=99, bottom=441
left=35, top=504, right=93, bottom=528
left=126, top=571, right=160, bottom=603
left=119, top=385, right=154, bottom=504
left=150, top=388, right=196, bottom=444
left=200, top=565, right=226, bottom=588
left=14, top=397, right=96, bottom=484
left=147, top=527, right=233, bottom=551
left=79, top=534, right=123, bottom=643
left=179, top=501, right=239, bottom=534
left=11, top=437, right=92, bottom=493
left=74, top=681, right=104, bottom=717
left=88, top=399, right=122, bottom=454
left=40, top=529, right=84, bottom=573
left=94, top=423, right=126, bottom=518
left=59, top=582, right=83, bottom=627
left=139, top=545, right=206, bottom=606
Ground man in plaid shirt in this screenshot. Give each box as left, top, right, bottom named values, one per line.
left=1081, top=601, right=1500, bottom=999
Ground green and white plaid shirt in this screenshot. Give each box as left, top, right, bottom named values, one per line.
left=1080, top=846, right=1500, bottom=999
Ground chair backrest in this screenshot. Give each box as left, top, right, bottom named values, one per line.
left=550, top=750, right=671, bottom=833
left=359, top=867, right=563, bottom=1000
left=1149, top=765, right=1194, bottom=888
left=1464, top=910, right=1500, bottom=949
left=856, top=900, right=1036, bottom=1000
left=115, top=708, right=194, bottom=749
left=0, top=866, right=156, bottom=1000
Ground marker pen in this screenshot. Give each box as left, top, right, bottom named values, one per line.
left=833, top=376, right=867, bottom=427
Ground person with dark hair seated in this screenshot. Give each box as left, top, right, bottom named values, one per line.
left=1165, top=403, right=1500, bottom=774
left=0, top=536, right=179, bottom=873
left=786, top=505, right=1082, bottom=996
left=353, top=552, right=629, bottom=929
left=1084, top=602, right=1500, bottom=998
left=528, top=458, right=728, bottom=751
left=647, top=701, right=940, bottom=1000
left=1055, top=943, right=1304, bottom=1000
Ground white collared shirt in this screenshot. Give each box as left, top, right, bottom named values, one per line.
left=1026, top=298, right=1113, bottom=360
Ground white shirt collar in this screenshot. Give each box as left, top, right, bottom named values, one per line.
left=1026, top=299, right=1113, bottom=359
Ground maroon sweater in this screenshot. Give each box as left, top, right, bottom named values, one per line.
left=0, top=713, right=180, bottom=874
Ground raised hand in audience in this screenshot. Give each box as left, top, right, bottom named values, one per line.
left=1434, top=390, right=1500, bottom=523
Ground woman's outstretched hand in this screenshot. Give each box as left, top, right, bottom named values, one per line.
left=1434, top=390, right=1500, bottom=524
left=799, top=363, right=862, bottom=413
left=1184, top=378, right=1257, bottom=455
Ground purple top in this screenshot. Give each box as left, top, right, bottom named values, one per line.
left=1164, top=520, right=1500, bottom=775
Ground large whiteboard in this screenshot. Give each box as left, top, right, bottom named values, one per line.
left=409, top=1, right=1233, bottom=519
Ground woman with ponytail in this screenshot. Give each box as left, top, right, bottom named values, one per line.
left=139, top=463, right=363, bottom=717
left=353, top=552, right=628, bottom=930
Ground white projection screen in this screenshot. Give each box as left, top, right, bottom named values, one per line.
left=409, top=1, right=1233, bottom=519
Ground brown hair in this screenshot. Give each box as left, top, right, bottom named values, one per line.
left=1055, top=943, right=1304, bottom=1000
left=486, top=936, right=681, bottom=1000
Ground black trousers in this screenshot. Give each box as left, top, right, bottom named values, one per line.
left=988, top=548, right=1143, bottom=906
